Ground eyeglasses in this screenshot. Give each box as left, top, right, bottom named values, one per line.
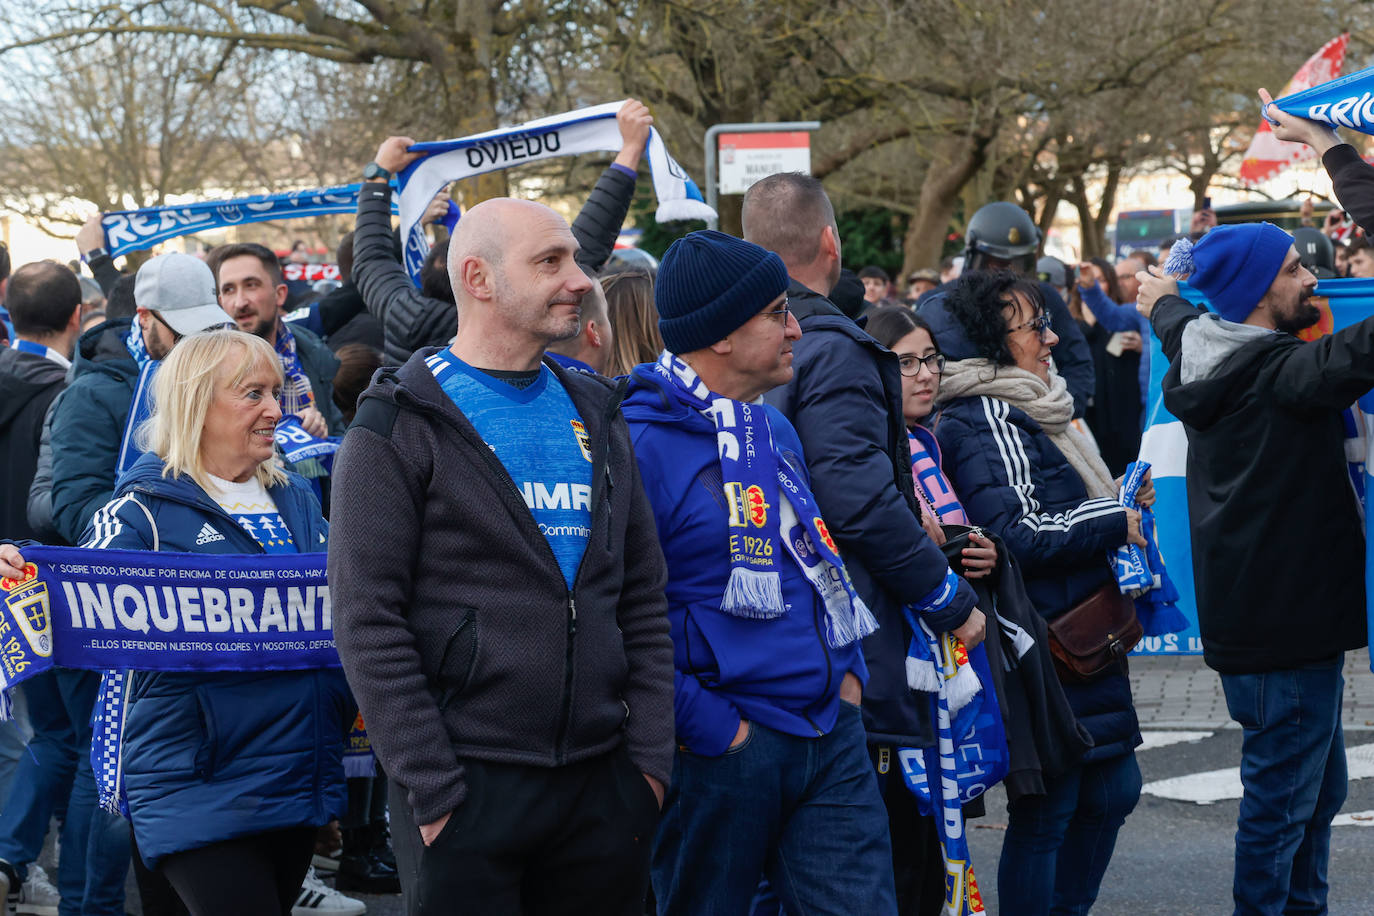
left=758, top=298, right=791, bottom=324
left=1008, top=311, right=1052, bottom=340
left=898, top=353, right=945, bottom=377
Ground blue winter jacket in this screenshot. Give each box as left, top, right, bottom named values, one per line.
left=921, top=307, right=1140, bottom=760
left=622, top=365, right=867, bottom=757
left=765, top=283, right=976, bottom=749
left=78, top=452, right=350, bottom=867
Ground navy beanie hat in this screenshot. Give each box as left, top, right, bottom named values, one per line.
left=1164, top=223, right=1294, bottom=323
left=655, top=229, right=790, bottom=354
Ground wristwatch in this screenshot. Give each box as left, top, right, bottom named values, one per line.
left=362, top=162, right=391, bottom=181
left=80, top=247, right=109, bottom=264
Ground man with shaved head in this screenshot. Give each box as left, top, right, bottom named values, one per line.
left=329, top=151, right=674, bottom=915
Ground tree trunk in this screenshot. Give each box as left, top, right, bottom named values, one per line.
left=901, top=132, right=993, bottom=276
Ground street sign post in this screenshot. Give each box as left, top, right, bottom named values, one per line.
left=703, top=121, right=821, bottom=230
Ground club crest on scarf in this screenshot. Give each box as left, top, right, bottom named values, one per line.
left=654, top=351, right=878, bottom=647
left=571, top=419, right=593, bottom=462
left=1, top=564, right=52, bottom=681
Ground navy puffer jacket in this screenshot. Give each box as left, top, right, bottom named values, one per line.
left=922, top=300, right=1140, bottom=762
left=78, top=452, right=350, bottom=868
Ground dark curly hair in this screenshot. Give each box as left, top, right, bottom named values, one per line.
left=943, top=270, right=1044, bottom=366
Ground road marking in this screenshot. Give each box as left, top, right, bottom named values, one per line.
left=1144, top=742, right=1374, bottom=805
left=1332, top=810, right=1374, bottom=827
left=1138, top=730, right=1213, bottom=752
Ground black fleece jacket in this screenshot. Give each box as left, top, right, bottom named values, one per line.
left=327, top=349, right=673, bottom=823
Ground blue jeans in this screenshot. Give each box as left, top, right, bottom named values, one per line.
left=999, top=751, right=1142, bottom=916
left=0, top=669, right=129, bottom=916
left=652, top=700, right=897, bottom=916
left=1220, top=657, right=1347, bottom=916
left=0, top=687, right=33, bottom=811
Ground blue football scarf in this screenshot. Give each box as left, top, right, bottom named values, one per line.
left=899, top=610, right=1005, bottom=916
left=396, top=104, right=715, bottom=285
left=654, top=351, right=877, bottom=647
left=0, top=546, right=342, bottom=812
left=273, top=322, right=316, bottom=417
left=100, top=184, right=398, bottom=259
left=274, top=416, right=341, bottom=468
left=1263, top=62, right=1374, bottom=135
left=118, top=325, right=157, bottom=477
left=1111, top=460, right=1187, bottom=637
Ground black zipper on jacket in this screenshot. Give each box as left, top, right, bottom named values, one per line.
left=809, top=601, right=832, bottom=737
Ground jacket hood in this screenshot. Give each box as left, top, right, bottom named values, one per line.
left=621, top=362, right=715, bottom=434
left=72, top=317, right=138, bottom=382
left=0, top=347, right=66, bottom=428
left=1162, top=314, right=1279, bottom=430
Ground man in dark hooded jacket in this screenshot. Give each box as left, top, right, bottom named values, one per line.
left=0, top=262, right=81, bottom=539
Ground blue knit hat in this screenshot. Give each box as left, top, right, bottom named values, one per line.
left=1162, top=223, right=1294, bottom=323
left=655, top=229, right=790, bottom=354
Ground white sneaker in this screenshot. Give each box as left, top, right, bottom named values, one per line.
left=14, top=863, right=60, bottom=916
left=293, top=867, right=366, bottom=916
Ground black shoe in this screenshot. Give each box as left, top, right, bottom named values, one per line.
left=368, top=821, right=397, bottom=871
left=334, top=853, right=400, bottom=895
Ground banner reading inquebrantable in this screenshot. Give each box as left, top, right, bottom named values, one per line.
left=0, top=546, right=339, bottom=701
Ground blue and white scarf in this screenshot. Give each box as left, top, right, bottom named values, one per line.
left=1111, top=460, right=1187, bottom=637
left=273, top=322, right=315, bottom=417
left=397, top=103, right=715, bottom=285
left=655, top=351, right=876, bottom=647
left=900, top=610, right=1007, bottom=916
left=117, top=324, right=157, bottom=477
left=100, top=184, right=397, bottom=258
left=11, top=338, right=71, bottom=369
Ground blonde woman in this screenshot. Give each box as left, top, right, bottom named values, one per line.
left=601, top=269, right=662, bottom=376
left=1, top=329, right=349, bottom=916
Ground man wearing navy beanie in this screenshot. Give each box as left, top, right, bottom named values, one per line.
left=623, top=229, right=898, bottom=913
left=1140, top=217, right=1374, bottom=914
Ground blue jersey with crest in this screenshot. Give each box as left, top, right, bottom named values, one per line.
left=426, top=349, right=592, bottom=588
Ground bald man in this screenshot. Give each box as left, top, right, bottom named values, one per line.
left=329, top=188, right=674, bottom=915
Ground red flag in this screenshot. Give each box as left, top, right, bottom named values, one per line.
left=1240, top=34, right=1349, bottom=185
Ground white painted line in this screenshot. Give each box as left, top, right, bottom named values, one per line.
left=1332, top=810, right=1374, bottom=827
left=1144, top=742, right=1374, bottom=806
left=1138, top=730, right=1213, bottom=752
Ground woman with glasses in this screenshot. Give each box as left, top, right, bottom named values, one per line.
left=866, top=307, right=997, bottom=576
left=917, top=271, right=1150, bottom=916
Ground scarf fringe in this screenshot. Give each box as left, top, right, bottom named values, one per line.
left=656, top=199, right=716, bottom=223
left=907, top=656, right=941, bottom=692
left=945, top=662, right=982, bottom=715
left=720, top=568, right=786, bottom=619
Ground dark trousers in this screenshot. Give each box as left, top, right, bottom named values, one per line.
left=998, top=751, right=1142, bottom=916
left=391, top=746, right=659, bottom=916
left=158, top=826, right=315, bottom=916
left=1220, top=657, right=1347, bottom=916
left=651, top=701, right=896, bottom=916
left=869, top=745, right=949, bottom=916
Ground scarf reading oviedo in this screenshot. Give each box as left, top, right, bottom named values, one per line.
left=655, top=352, right=877, bottom=647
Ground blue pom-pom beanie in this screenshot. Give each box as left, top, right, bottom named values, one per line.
left=1185, top=223, right=1294, bottom=323
left=655, top=229, right=790, bottom=354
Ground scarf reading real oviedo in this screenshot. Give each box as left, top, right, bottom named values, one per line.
left=654, top=352, right=877, bottom=647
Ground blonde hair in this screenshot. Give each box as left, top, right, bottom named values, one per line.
left=601, top=270, right=662, bottom=376
left=139, top=329, right=287, bottom=492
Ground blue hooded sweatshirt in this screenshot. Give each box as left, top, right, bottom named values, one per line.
left=622, top=364, right=866, bottom=757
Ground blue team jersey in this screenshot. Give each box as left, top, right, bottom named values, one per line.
left=426, top=349, right=592, bottom=588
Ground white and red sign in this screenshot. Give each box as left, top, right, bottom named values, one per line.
left=1240, top=34, right=1349, bottom=186
left=717, top=132, right=812, bottom=195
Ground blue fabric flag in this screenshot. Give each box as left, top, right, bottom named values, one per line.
left=1112, top=460, right=1187, bottom=637
left=100, top=184, right=399, bottom=258
left=1264, top=63, right=1374, bottom=135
